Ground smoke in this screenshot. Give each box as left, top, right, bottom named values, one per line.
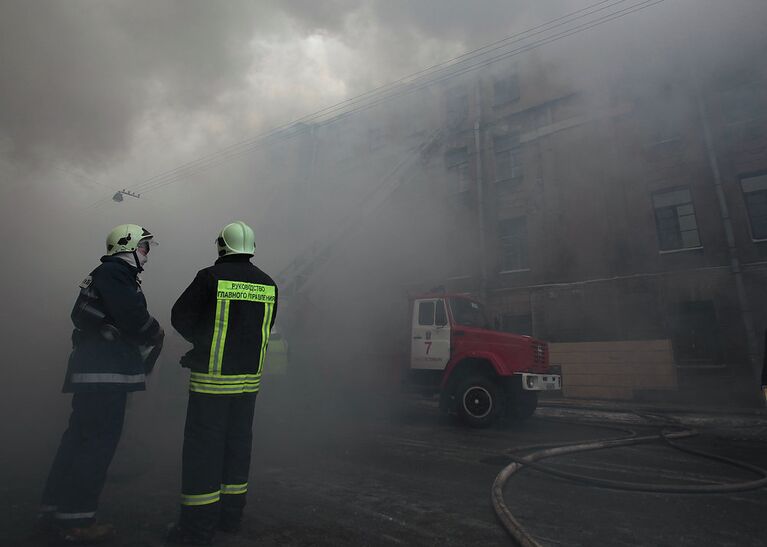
left=0, top=1, right=574, bottom=170
left=1, top=3, right=766, bottom=537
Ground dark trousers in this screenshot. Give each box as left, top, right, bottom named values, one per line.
left=179, top=392, right=258, bottom=537
left=41, top=392, right=127, bottom=527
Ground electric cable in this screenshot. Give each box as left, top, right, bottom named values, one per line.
left=135, top=0, right=663, bottom=197
left=247, top=2, right=668, bottom=287
left=84, top=0, right=664, bottom=207
left=124, top=0, right=642, bottom=196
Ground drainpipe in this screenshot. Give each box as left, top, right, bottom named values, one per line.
left=697, top=93, right=760, bottom=382
left=475, top=80, right=488, bottom=302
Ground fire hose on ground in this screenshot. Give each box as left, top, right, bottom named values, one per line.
left=491, top=417, right=767, bottom=547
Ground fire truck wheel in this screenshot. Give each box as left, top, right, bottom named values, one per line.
left=509, top=390, right=538, bottom=420
left=456, top=375, right=504, bottom=428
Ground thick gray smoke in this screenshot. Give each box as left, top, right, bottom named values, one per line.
left=0, top=1, right=577, bottom=168
left=0, top=2, right=765, bottom=541
left=0, top=0, right=568, bottom=427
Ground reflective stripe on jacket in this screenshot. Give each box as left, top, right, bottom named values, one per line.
left=171, top=255, right=278, bottom=395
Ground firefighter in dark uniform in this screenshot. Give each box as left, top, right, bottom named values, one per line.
left=167, top=220, right=277, bottom=545
left=40, top=224, right=164, bottom=544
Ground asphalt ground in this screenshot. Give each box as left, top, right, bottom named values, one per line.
left=2, top=388, right=766, bottom=546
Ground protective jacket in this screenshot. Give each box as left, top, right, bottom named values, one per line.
left=171, top=255, right=278, bottom=395
left=64, top=256, right=162, bottom=393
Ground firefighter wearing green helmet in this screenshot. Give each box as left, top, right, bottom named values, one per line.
left=40, top=224, right=164, bottom=543
left=167, top=221, right=277, bottom=544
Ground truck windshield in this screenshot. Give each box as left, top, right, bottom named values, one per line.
left=449, top=298, right=491, bottom=329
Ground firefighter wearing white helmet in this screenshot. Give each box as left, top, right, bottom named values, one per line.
left=168, top=220, right=277, bottom=544
left=40, top=224, right=164, bottom=544
left=106, top=223, right=157, bottom=271
left=215, top=220, right=256, bottom=257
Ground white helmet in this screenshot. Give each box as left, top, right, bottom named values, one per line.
left=216, top=221, right=255, bottom=257
left=106, top=224, right=154, bottom=255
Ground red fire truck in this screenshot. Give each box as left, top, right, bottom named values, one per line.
left=405, top=293, right=561, bottom=427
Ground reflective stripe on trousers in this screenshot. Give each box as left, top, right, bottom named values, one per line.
left=221, top=483, right=248, bottom=495
left=69, top=373, right=146, bottom=384
left=181, top=490, right=221, bottom=506
left=189, top=372, right=260, bottom=395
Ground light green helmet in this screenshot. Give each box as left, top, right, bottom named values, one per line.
left=216, top=221, right=255, bottom=257
left=106, top=224, right=154, bottom=255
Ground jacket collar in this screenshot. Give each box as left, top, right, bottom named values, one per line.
left=215, top=254, right=252, bottom=265
left=101, top=254, right=140, bottom=274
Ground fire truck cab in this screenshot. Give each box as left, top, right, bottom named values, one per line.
left=407, top=293, right=561, bottom=427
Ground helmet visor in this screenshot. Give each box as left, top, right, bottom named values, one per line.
left=138, top=239, right=158, bottom=253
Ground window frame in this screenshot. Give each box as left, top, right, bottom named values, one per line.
left=740, top=172, right=767, bottom=242
left=418, top=301, right=435, bottom=326
left=494, top=145, right=523, bottom=183
left=651, top=187, right=703, bottom=253
left=493, top=134, right=523, bottom=183
left=446, top=86, right=469, bottom=125
left=497, top=216, right=529, bottom=272
left=445, top=146, right=471, bottom=194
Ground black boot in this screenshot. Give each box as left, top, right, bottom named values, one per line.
left=58, top=522, right=115, bottom=544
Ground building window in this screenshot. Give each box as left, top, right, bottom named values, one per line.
left=446, top=86, right=469, bottom=126
left=741, top=173, right=767, bottom=240
left=493, top=75, right=520, bottom=106
left=445, top=147, right=470, bottom=194
left=652, top=188, right=701, bottom=251
left=498, top=217, right=528, bottom=271
left=494, top=134, right=523, bottom=182
left=446, top=224, right=475, bottom=279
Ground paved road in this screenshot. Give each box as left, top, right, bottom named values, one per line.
left=3, top=390, right=766, bottom=546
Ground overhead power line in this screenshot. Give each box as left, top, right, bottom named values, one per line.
left=121, top=0, right=632, bottom=197
left=91, top=0, right=663, bottom=207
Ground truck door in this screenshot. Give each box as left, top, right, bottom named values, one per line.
left=410, top=299, right=451, bottom=370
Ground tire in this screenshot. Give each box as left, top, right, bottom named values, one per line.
left=509, top=389, right=538, bottom=420
left=455, top=375, right=504, bottom=428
